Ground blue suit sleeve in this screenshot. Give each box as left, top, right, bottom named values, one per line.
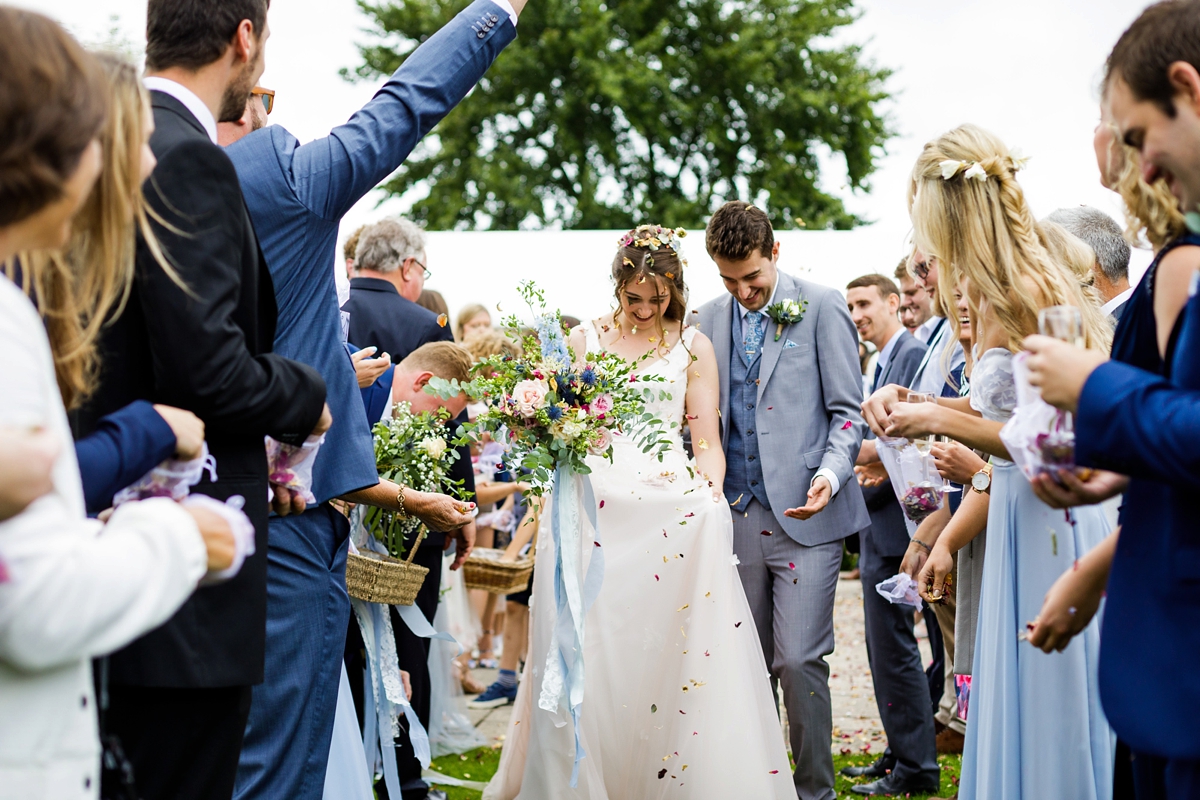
left=289, top=0, right=516, bottom=221
left=1076, top=360, right=1200, bottom=488
left=74, top=400, right=178, bottom=515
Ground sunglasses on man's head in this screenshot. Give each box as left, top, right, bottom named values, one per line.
left=251, top=87, right=275, bottom=115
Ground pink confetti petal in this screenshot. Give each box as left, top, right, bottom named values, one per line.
left=599, top=500, right=605, bottom=508
left=761, top=530, right=773, bottom=536
left=788, top=562, right=795, bottom=569
left=655, top=575, right=660, bottom=581
left=842, top=420, right=852, bottom=430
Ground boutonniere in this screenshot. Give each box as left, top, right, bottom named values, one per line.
left=764, top=297, right=807, bottom=341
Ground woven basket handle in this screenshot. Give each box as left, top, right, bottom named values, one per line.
left=404, top=525, right=427, bottom=565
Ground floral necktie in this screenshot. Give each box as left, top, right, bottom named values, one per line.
left=743, top=310, right=766, bottom=362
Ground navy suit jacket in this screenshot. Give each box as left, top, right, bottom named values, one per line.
left=1076, top=286, right=1200, bottom=758
left=343, top=278, right=455, bottom=363
left=227, top=0, right=515, bottom=506
left=861, top=331, right=928, bottom=557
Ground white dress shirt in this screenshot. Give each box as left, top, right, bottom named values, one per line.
left=910, top=317, right=965, bottom=396
left=914, top=316, right=940, bottom=345
left=1102, top=287, right=1135, bottom=318
left=143, top=77, right=218, bottom=144
left=735, top=278, right=842, bottom=497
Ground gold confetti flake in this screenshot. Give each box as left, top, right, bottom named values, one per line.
left=705, top=592, right=711, bottom=597
left=682, top=686, right=689, bottom=693
left=681, top=626, right=687, bottom=638
left=696, top=438, right=709, bottom=450
left=677, top=603, right=689, bottom=612
left=437, top=313, right=448, bottom=327
left=649, top=337, right=658, bottom=343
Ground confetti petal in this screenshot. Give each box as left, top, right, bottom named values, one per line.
left=655, top=574, right=660, bottom=581
left=599, top=500, right=605, bottom=509
left=651, top=704, right=657, bottom=713
left=735, top=621, right=742, bottom=628
left=789, top=562, right=796, bottom=570
left=841, top=420, right=853, bottom=430
left=437, top=313, right=448, bottom=327
left=658, top=769, right=668, bottom=779
left=761, top=530, right=773, bottom=536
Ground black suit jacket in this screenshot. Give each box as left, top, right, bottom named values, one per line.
left=74, top=92, right=327, bottom=687
left=342, top=277, right=453, bottom=361
left=862, top=331, right=928, bottom=558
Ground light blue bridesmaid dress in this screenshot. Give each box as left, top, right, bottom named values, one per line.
left=959, top=348, right=1114, bottom=800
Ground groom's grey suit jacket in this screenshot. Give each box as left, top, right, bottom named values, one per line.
left=696, top=271, right=869, bottom=546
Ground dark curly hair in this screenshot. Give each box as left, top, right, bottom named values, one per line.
left=0, top=8, right=107, bottom=228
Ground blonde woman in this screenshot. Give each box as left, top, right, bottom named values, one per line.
left=454, top=302, right=492, bottom=342
left=891, top=125, right=1114, bottom=800
left=18, top=53, right=209, bottom=515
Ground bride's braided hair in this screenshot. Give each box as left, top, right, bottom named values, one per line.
left=907, top=124, right=1111, bottom=355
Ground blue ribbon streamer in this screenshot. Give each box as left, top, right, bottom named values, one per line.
left=546, top=467, right=604, bottom=787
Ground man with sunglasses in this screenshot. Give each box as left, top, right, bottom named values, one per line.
left=215, top=2, right=525, bottom=798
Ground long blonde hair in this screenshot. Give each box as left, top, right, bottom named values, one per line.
left=907, top=124, right=1111, bottom=356
left=13, top=53, right=183, bottom=408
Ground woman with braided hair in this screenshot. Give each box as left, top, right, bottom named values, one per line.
left=883, top=124, right=1115, bottom=800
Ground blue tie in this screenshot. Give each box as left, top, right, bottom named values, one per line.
left=743, top=311, right=765, bottom=362
left=872, top=361, right=883, bottom=394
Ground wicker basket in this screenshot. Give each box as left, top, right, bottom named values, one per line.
left=345, top=528, right=429, bottom=605
left=462, top=548, right=535, bottom=594
left=463, top=501, right=539, bottom=594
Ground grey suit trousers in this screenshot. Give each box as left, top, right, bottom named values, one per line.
left=733, top=499, right=841, bottom=800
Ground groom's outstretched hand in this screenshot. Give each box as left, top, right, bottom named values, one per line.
left=784, top=476, right=832, bottom=520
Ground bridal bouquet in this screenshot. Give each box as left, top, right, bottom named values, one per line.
left=429, top=281, right=673, bottom=494
left=364, top=403, right=465, bottom=558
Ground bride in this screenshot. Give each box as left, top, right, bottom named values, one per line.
left=485, top=226, right=793, bottom=799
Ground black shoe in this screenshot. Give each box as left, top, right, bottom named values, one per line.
left=839, top=756, right=894, bottom=779
left=849, top=773, right=940, bottom=796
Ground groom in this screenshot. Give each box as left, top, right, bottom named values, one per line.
left=696, top=202, right=868, bottom=800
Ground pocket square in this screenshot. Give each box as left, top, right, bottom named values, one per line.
left=783, top=339, right=800, bottom=349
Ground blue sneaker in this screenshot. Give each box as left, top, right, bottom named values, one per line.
left=469, top=680, right=518, bottom=709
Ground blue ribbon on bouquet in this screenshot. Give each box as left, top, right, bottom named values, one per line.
left=539, top=466, right=605, bottom=787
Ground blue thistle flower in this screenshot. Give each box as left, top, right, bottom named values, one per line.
left=580, top=367, right=597, bottom=387
left=546, top=405, right=564, bottom=421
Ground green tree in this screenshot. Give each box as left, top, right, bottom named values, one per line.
left=347, top=0, right=893, bottom=230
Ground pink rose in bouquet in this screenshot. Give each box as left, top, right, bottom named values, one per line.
left=587, top=426, right=614, bottom=455
left=590, top=393, right=614, bottom=416
left=512, top=379, right=549, bottom=418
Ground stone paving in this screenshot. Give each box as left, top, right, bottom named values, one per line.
left=463, top=573, right=934, bottom=756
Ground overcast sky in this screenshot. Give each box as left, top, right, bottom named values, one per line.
left=18, top=0, right=1153, bottom=322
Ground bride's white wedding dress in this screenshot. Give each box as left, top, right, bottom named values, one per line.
left=485, top=324, right=793, bottom=799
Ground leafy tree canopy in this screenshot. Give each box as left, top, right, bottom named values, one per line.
left=347, top=0, right=894, bottom=230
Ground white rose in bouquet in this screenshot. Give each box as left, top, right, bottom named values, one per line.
left=512, top=379, right=549, bottom=418
left=420, top=436, right=447, bottom=460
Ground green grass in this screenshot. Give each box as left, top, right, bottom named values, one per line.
left=426, top=747, right=962, bottom=799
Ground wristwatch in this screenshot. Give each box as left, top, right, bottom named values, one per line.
left=970, top=462, right=993, bottom=494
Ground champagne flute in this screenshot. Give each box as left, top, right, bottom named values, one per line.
left=906, top=391, right=938, bottom=452
left=936, top=435, right=961, bottom=494
left=1038, top=305, right=1083, bottom=347
left=1038, top=305, right=1083, bottom=430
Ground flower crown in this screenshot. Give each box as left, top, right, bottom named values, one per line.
left=618, top=225, right=687, bottom=255
left=938, top=149, right=1030, bottom=182
left=618, top=225, right=689, bottom=276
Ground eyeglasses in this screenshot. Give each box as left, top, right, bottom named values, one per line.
left=251, top=86, right=275, bottom=115
left=410, top=258, right=431, bottom=281
left=911, top=258, right=930, bottom=282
